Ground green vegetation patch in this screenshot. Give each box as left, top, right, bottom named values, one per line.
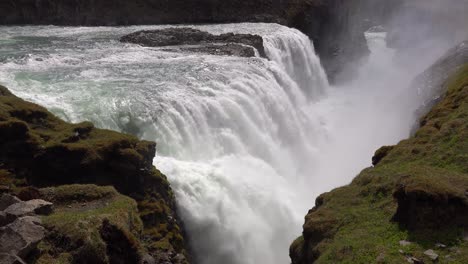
left=291, top=66, right=468, bottom=264
left=36, top=184, right=143, bottom=264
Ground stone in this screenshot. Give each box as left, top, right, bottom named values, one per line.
left=376, top=252, right=385, bottom=263
left=0, top=194, right=21, bottom=211
left=424, top=249, right=438, bottom=261
left=0, top=216, right=45, bottom=258
left=140, top=254, right=155, bottom=264
left=120, top=28, right=266, bottom=58
left=4, top=199, right=53, bottom=220
left=435, top=243, right=446, bottom=248
left=399, top=240, right=412, bottom=246
left=0, top=212, right=9, bottom=227
left=407, top=257, right=423, bottom=264
left=0, top=253, right=27, bottom=264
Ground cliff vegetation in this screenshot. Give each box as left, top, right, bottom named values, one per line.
left=291, top=65, right=468, bottom=264
left=0, top=85, right=189, bottom=264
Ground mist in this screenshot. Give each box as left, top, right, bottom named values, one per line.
left=0, top=2, right=466, bottom=263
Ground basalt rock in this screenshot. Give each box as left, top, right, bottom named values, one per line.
left=121, top=28, right=266, bottom=58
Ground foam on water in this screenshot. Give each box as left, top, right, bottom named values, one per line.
left=0, top=24, right=424, bottom=264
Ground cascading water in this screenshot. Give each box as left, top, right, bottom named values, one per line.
left=0, top=23, right=426, bottom=264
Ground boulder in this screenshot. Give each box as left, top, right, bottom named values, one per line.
left=4, top=199, right=53, bottom=221
left=0, top=194, right=21, bottom=211
left=423, top=249, right=438, bottom=261
left=0, top=253, right=26, bottom=264
left=121, top=28, right=266, bottom=58
left=0, top=216, right=45, bottom=259
left=0, top=212, right=9, bottom=227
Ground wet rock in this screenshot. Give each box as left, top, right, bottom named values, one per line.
left=0, top=194, right=21, bottom=211
left=0, top=216, right=45, bottom=259
left=4, top=199, right=53, bottom=220
left=180, top=43, right=257, bottom=58
left=424, top=249, right=438, bottom=261
left=121, top=28, right=266, bottom=58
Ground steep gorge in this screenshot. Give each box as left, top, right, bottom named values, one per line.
left=1, top=1, right=468, bottom=264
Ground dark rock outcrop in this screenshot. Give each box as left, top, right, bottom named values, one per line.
left=0, top=216, right=45, bottom=260
left=0, top=85, right=189, bottom=264
left=393, top=179, right=468, bottom=231
left=291, top=61, right=468, bottom=262
left=0, top=193, right=21, bottom=211
left=121, top=28, right=265, bottom=58
left=0, top=194, right=51, bottom=263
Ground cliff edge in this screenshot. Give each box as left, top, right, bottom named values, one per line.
left=290, top=63, right=468, bottom=263
left=0, top=85, right=189, bottom=264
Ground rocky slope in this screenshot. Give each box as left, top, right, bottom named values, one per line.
left=290, top=60, right=468, bottom=263
left=0, top=85, right=189, bottom=264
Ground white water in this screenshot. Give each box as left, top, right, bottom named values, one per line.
left=0, top=24, right=422, bottom=264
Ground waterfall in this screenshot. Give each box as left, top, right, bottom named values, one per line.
left=0, top=23, right=330, bottom=264
left=0, top=22, right=428, bottom=264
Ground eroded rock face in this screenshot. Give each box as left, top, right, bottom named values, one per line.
left=121, top=28, right=265, bottom=58
left=393, top=182, right=468, bottom=230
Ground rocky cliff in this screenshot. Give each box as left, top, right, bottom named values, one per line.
left=0, top=85, right=189, bottom=264
left=290, top=57, right=468, bottom=262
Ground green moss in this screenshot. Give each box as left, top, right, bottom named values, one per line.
left=292, top=66, right=468, bottom=264
left=37, top=184, right=143, bottom=263
left=0, top=85, right=188, bottom=261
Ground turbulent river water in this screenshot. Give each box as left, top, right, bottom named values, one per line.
left=0, top=23, right=422, bottom=264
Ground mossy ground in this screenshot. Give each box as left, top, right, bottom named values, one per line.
left=292, top=66, right=468, bottom=263
left=0, top=84, right=188, bottom=263
left=35, top=184, right=143, bottom=264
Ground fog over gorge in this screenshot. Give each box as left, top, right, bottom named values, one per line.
left=0, top=1, right=467, bottom=264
